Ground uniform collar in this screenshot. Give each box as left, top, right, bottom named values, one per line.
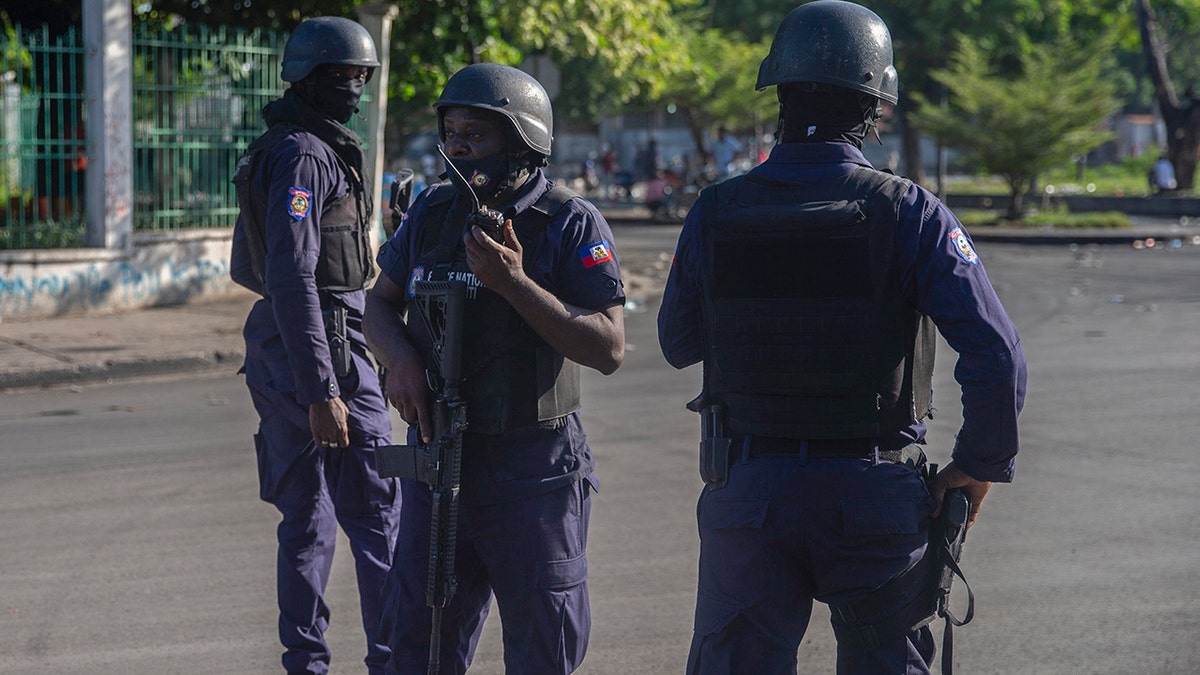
left=762, top=142, right=874, bottom=167
left=492, top=169, right=548, bottom=218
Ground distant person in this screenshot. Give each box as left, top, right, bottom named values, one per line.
left=636, top=139, right=661, bottom=181
left=420, top=151, right=439, bottom=190
left=599, top=144, right=618, bottom=197
left=229, top=17, right=400, bottom=674
left=644, top=169, right=671, bottom=219
left=1151, top=154, right=1177, bottom=194
left=711, top=126, right=742, bottom=179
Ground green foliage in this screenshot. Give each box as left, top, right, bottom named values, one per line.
left=135, top=0, right=360, bottom=31
left=655, top=29, right=774, bottom=135
left=702, top=0, right=797, bottom=41
left=943, top=148, right=1177, bottom=197
left=133, top=0, right=691, bottom=134
left=1025, top=210, right=1132, bottom=229
left=913, top=36, right=1120, bottom=218
left=957, top=208, right=1132, bottom=229
left=0, top=216, right=87, bottom=250
left=0, top=12, right=33, bottom=90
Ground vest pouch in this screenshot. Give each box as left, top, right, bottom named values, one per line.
left=536, top=345, right=581, bottom=424
left=315, top=191, right=369, bottom=292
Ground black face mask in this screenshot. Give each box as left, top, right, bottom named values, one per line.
left=444, top=153, right=512, bottom=205
left=779, top=87, right=875, bottom=147
left=308, top=71, right=365, bottom=124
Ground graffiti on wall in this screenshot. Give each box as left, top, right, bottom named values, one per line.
left=0, top=251, right=232, bottom=317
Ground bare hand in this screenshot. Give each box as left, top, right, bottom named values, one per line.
left=384, top=361, right=432, bottom=443
left=309, top=397, right=350, bottom=449
left=464, top=219, right=524, bottom=294
left=929, top=461, right=991, bottom=532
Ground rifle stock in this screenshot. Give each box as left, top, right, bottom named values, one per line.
left=375, top=279, right=468, bottom=675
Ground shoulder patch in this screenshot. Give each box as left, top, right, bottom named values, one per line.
left=578, top=240, right=614, bottom=269
left=287, top=187, right=313, bottom=221
left=948, top=227, right=978, bottom=264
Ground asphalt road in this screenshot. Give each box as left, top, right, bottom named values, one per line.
left=2, top=237, right=1200, bottom=674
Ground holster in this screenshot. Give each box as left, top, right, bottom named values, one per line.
left=688, top=394, right=731, bottom=489
left=829, top=483, right=974, bottom=673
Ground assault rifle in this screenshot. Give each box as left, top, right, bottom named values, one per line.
left=375, top=278, right=468, bottom=675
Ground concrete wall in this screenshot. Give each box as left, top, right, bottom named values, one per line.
left=1, top=230, right=236, bottom=319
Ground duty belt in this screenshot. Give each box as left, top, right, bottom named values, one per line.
left=731, top=435, right=927, bottom=469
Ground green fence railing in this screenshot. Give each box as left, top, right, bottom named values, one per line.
left=0, top=24, right=88, bottom=249
left=131, top=23, right=288, bottom=232
left=1, top=21, right=370, bottom=249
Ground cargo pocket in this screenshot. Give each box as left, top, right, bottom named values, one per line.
left=693, top=497, right=771, bottom=634
left=535, top=552, right=588, bottom=591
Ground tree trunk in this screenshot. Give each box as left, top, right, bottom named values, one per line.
left=897, top=102, right=925, bottom=184
left=681, top=108, right=712, bottom=178
left=1137, top=0, right=1200, bottom=190
left=1008, top=185, right=1025, bottom=221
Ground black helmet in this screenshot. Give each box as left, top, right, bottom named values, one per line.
left=434, top=63, right=553, bottom=157
left=281, top=17, right=380, bottom=83
left=756, top=0, right=898, bottom=105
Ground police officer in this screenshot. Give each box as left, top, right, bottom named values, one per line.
left=230, top=16, right=400, bottom=675
left=657, top=2, right=1027, bottom=673
left=363, top=62, right=625, bottom=674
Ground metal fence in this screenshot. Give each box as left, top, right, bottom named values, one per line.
left=132, top=23, right=288, bottom=232
left=0, top=24, right=88, bottom=249
left=0, top=21, right=369, bottom=249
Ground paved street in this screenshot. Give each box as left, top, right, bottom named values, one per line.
left=2, top=237, right=1200, bottom=673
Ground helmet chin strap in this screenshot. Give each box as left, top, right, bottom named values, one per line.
left=866, top=102, right=884, bottom=145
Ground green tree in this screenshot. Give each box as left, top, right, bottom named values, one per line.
left=1137, top=0, right=1200, bottom=189
left=140, top=0, right=688, bottom=138
left=913, top=37, right=1119, bottom=220
left=649, top=28, right=774, bottom=172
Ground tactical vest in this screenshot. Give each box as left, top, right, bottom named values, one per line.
left=232, top=123, right=373, bottom=294
left=697, top=167, right=935, bottom=441
left=409, top=185, right=582, bottom=435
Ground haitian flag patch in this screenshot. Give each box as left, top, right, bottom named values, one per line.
left=578, top=240, right=614, bottom=269
left=287, top=187, right=313, bottom=221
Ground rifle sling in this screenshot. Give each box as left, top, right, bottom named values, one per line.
left=829, top=539, right=974, bottom=674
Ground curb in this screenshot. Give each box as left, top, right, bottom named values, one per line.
left=0, top=350, right=244, bottom=391
left=967, top=228, right=1191, bottom=246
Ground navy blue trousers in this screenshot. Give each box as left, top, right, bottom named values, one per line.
left=380, top=478, right=593, bottom=674
left=246, top=358, right=401, bottom=675
left=687, top=447, right=938, bottom=675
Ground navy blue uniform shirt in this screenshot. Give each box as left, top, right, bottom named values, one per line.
left=231, top=128, right=389, bottom=440
left=378, top=170, right=624, bottom=504
left=658, top=142, right=1026, bottom=483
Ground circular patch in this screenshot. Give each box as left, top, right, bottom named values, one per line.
left=948, top=227, right=978, bottom=264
